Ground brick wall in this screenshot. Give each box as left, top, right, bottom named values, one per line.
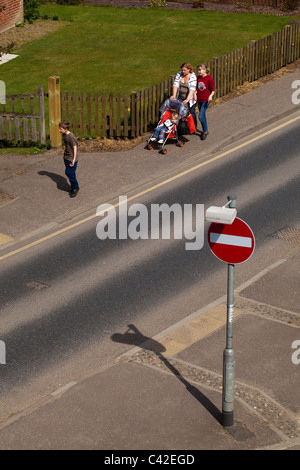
left=0, top=0, right=23, bottom=34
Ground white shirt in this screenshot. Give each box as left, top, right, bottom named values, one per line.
left=163, top=119, right=175, bottom=130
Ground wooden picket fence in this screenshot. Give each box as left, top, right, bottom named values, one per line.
left=60, top=79, right=173, bottom=140
left=59, top=22, right=300, bottom=140
left=0, top=87, right=46, bottom=144
left=209, top=22, right=300, bottom=98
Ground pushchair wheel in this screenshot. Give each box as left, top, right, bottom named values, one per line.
left=147, top=143, right=153, bottom=150
left=160, top=148, right=167, bottom=155
left=177, top=141, right=184, bottom=147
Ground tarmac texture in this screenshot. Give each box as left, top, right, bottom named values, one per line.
left=0, top=65, right=299, bottom=451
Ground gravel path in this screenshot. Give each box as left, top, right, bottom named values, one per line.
left=86, top=0, right=300, bottom=16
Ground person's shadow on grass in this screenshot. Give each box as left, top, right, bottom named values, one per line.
left=38, top=171, right=70, bottom=192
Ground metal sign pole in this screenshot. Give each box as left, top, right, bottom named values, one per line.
left=222, top=262, right=235, bottom=427
left=222, top=195, right=236, bottom=427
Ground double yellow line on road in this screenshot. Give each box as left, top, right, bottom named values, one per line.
left=1, top=114, right=300, bottom=261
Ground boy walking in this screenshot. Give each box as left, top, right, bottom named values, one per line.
left=59, top=121, right=80, bottom=197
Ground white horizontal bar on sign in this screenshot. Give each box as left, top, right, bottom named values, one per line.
left=210, top=232, right=252, bottom=248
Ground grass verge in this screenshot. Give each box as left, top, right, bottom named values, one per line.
left=0, top=5, right=298, bottom=95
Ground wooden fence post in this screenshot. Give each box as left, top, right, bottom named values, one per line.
left=48, top=76, right=61, bottom=148
left=130, top=92, right=137, bottom=137
left=38, top=87, right=46, bottom=145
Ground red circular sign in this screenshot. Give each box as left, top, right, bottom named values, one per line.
left=208, top=217, right=255, bottom=264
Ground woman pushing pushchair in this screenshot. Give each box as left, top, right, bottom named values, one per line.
left=170, top=62, right=197, bottom=130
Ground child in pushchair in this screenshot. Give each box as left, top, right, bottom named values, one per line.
left=146, top=98, right=191, bottom=154
left=150, top=111, right=179, bottom=144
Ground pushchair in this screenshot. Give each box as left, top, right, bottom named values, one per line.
left=146, top=98, right=195, bottom=155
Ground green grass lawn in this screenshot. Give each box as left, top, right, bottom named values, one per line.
left=1, top=5, right=298, bottom=96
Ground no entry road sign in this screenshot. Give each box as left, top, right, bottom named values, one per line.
left=208, top=217, right=255, bottom=264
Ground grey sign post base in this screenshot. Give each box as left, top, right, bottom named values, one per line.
left=222, top=262, right=235, bottom=427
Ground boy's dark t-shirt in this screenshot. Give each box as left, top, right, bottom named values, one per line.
left=63, top=132, right=79, bottom=162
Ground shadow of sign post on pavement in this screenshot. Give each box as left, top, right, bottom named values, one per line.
left=111, top=324, right=222, bottom=424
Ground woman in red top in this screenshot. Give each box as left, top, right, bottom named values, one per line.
left=195, top=64, right=215, bottom=140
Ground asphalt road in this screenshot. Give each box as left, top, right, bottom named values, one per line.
left=0, top=117, right=299, bottom=420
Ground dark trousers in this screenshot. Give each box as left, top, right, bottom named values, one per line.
left=189, top=103, right=197, bottom=129
left=64, top=159, right=79, bottom=189
left=177, top=98, right=197, bottom=129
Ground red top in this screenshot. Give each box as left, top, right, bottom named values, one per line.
left=196, top=75, right=215, bottom=102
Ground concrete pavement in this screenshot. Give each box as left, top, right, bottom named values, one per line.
left=0, top=66, right=299, bottom=450
left=0, top=254, right=299, bottom=450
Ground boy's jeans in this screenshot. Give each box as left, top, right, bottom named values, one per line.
left=153, top=124, right=166, bottom=140
left=197, top=101, right=209, bottom=133
left=64, top=159, right=79, bottom=189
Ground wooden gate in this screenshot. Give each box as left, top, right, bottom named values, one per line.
left=0, top=87, right=46, bottom=145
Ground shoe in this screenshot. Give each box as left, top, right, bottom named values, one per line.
left=201, top=132, right=208, bottom=140
left=70, top=187, right=79, bottom=198
left=150, top=137, right=156, bottom=141
left=158, top=139, right=164, bottom=144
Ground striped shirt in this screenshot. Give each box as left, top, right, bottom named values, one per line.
left=173, top=71, right=197, bottom=107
